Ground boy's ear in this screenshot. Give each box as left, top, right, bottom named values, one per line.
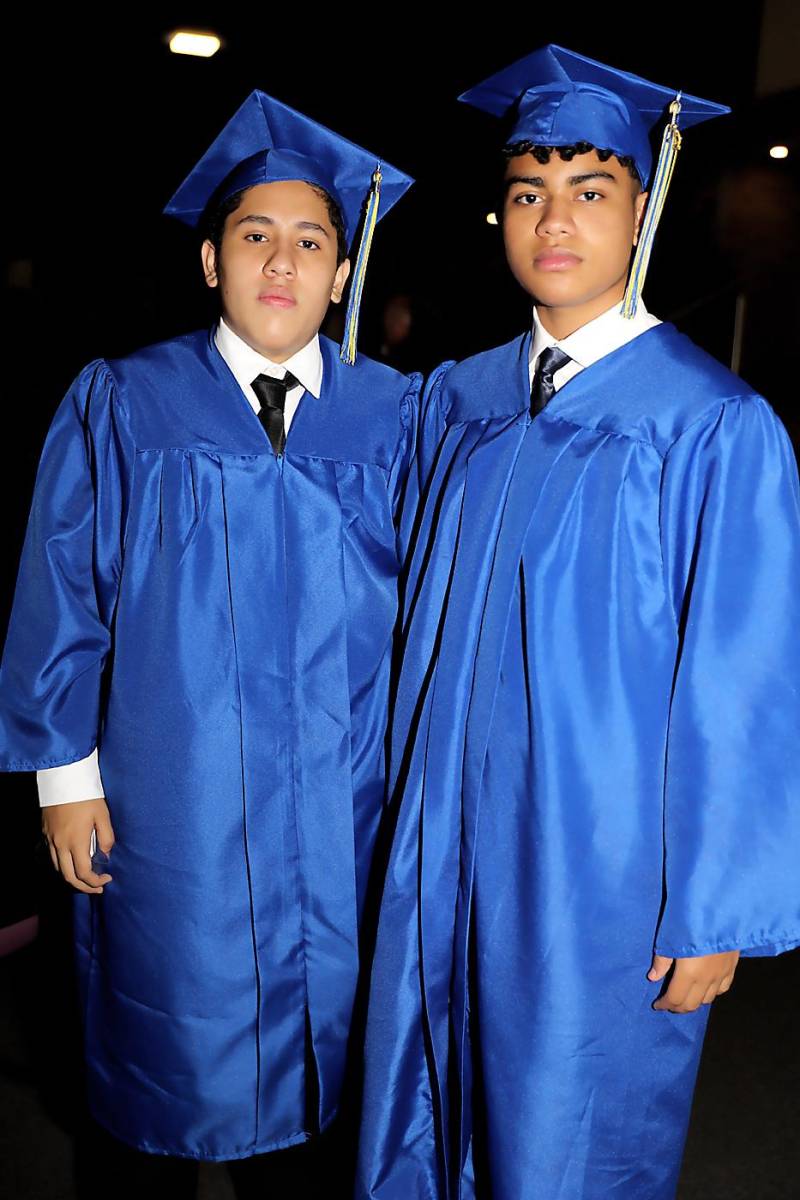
left=201, top=239, right=219, bottom=288
left=632, top=191, right=649, bottom=247
left=330, top=258, right=351, bottom=305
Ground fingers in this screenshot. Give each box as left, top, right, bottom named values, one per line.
left=41, top=799, right=114, bottom=894
left=53, top=843, right=107, bottom=895
left=653, top=973, right=708, bottom=1014
left=73, top=841, right=113, bottom=890
left=647, top=954, right=673, bottom=982
left=652, top=953, right=740, bottom=1013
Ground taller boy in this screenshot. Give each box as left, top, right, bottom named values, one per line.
left=0, top=91, right=419, bottom=1163
left=358, top=46, right=800, bottom=1200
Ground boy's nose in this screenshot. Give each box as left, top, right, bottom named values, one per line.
left=535, top=199, right=574, bottom=237
left=263, top=252, right=295, bottom=278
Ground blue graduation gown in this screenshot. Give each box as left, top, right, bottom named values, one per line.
left=357, top=323, right=800, bottom=1200
left=0, top=328, right=422, bottom=1160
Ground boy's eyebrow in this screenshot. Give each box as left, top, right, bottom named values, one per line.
left=235, top=213, right=330, bottom=236
left=504, top=170, right=619, bottom=190
left=296, top=220, right=330, bottom=237
left=568, top=171, right=618, bottom=186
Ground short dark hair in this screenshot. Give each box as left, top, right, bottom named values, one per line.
left=203, top=182, right=349, bottom=266
left=503, top=140, right=640, bottom=184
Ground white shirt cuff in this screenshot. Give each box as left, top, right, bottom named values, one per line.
left=37, top=749, right=105, bottom=806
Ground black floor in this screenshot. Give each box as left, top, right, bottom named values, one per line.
left=1, top=896, right=798, bottom=1199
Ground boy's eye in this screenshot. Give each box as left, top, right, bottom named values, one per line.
left=245, top=232, right=268, bottom=243
left=513, top=192, right=542, bottom=206
left=298, top=239, right=320, bottom=251
left=578, top=190, right=603, bottom=202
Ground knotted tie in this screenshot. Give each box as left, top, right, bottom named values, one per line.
left=251, top=372, right=298, bottom=455
left=530, top=346, right=572, bottom=415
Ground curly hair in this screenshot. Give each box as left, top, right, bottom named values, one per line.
left=503, top=140, right=640, bottom=183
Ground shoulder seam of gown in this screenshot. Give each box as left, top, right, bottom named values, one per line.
left=91, top=358, right=135, bottom=430
left=444, top=408, right=668, bottom=455
left=127, top=446, right=393, bottom=471
left=543, top=411, right=668, bottom=456
left=400, top=372, right=424, bottom=429
left=662, top=392, right=760, bottom=458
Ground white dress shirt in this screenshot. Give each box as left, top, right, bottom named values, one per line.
left=527, top=296, right=662, bottom=393
left=529, top=298, right=661, bottom=393
left=214, top=316, right=322, bottom=429
left=37, top=320, right=324, bottom=806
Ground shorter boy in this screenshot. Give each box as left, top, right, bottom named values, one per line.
left=0, top=90, right=419, bottom=1194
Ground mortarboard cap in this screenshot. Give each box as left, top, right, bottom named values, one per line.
left=459, top=44, right=730, bottom=189
left=459, top=44, right=730, bottom=317
left=164, top=90, right=414, bottom=363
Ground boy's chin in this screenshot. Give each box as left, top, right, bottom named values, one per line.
left=228, top=314, right=313, bottom=362
left=520, top=277, right=592, bottom=310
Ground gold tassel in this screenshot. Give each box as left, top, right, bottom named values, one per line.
left=621, top=96, right=683, bottom=318
left=340, top=164, right=383, bottom=365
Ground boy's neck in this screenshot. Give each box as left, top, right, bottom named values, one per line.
left=534, top=284, right=627, bottom=343
left=219, top=314, right=314, bottom=366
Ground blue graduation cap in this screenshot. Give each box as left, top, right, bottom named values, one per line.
left=459, top=44, right=730, bottom=316
left=164, top=90, right=415, bottom=363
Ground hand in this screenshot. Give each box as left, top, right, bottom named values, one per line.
left=42, top=798, right=115, bottom=895
left=648, top=951, right=740, bottom=1013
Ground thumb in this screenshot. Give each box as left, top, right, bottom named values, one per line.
left=648, top=954, right=673, bottom=982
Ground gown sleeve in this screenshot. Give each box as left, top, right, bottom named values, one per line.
left=656, top=393, right=800, bottom=958
left=387, top=371, right=424, bottom=524
left=394, top=361, right=455, bottom=563
left=0, top=360, right=134, bottom=771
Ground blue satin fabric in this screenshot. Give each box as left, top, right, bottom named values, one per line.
left=0, top=329, right=421, bottom=1160
left=357, top=324, right=800, bottom=1200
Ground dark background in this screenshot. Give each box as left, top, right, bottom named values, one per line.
left=2, top=4, right=799, bottom=1197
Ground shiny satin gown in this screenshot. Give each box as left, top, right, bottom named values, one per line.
left=357, top=323, right=800, bottom=1199
left=0, top=328, right=421, bottom=1160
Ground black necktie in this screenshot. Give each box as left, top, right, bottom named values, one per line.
left=531, top=346, right=572, bottom=415
left=251, top=372, right=298, bottom=455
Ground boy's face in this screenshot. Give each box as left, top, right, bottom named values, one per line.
left=201, top=180, right=351, bottom=363
left=502, top=149, right=648, bottom=330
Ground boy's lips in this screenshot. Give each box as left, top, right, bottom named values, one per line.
left=534, top=250, right=582, bottom=271
left=258, top=291, right=297, bottom=308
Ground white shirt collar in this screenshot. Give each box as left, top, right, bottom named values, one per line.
left=215, top=316, right=323, bottom=406
left=529, top=299, right=661, bottom=390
